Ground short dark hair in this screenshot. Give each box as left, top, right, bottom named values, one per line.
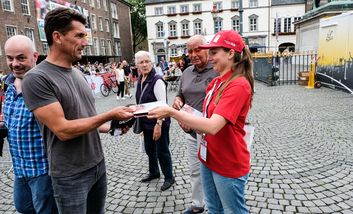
left=44, top=7, right=86, bottom=46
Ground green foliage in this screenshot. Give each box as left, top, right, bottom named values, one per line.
left=128, top=0, right=147, bottom=52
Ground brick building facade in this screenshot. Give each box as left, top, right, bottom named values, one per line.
left=0, top=0, right=133, bottom=71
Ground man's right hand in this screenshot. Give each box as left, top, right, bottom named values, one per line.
left=172, top=96, right=184, bottom=110
left=112, top=107, right=134, bottom=120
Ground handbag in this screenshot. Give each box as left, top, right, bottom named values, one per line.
left=133, top=83, right=149, bottom=134
left=133, top=117, right=142, bottom=134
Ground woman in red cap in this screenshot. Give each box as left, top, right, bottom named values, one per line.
left=148, top=30, right=254, bottom=213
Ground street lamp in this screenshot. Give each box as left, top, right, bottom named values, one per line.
left=239, top=0, right=243, bottom=36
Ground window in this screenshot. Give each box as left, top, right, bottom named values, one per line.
left=2, top=0, right=13, bottom=11
left=24, top=28, right=35, bottom=42
left=284, top=18, right=291, bottom=33
left=103, top=0, right=107, bottom=11
left=168, top=6, right=176, bottom=14
left=107, top=40, right=112, bottom=55
left=181, top=20, right=190, bottom=36
left=113, top=22, right=119, bottom=38
left=193, top=4, right=201, bottom=12
left=293, top=17, right=301, bottom=31
left=6, top=26, right=17, bottom=38
left=91, top=14, right=97, bottom=30
left=42, top=42, right=49, bottom=55
left=105, top=19, right=110, bottom=32
left=84, top=46, right=92, bottom=56
left=231, top=16, right=240, bottom=32
left=180, top=5, right=188, bottom=13
left=99, top=17, right=103, bottom=31
left=21, top=0, right=30, bottom=15
left=89, top=0, right=95, bottom=7
left=274, top=18, right=281, bottom=33
left=82, top=0, right=87, bottom=3
left=97, top=0, right=101, bottom=9
left=114, top=41, right=121, bottom=56
left=249, top=0, right=257, bottom=8
left=156, top=22, right=164, bottom=38
left=214, top=17, right=223, bottom=34
left=100, top=39, right=105, bottom=55
left=155, top=7, right=163, bottom=15
left=111, top=3, right=118, bottom=19
left=193, top=19, right=202, bottom=35
left=249, top=15, right=258, bottom=32
left=171, top=48, right=177, bottom=57
left=231, top=0, right=239, bottom=9
left=93, top=37, right=99, bottom=55
left=213, top=2, right=222, bottom=10
left=168, top=21, right=177, bottom=37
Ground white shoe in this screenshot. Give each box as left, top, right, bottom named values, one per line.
left=121, top=97, right=126, bottom=100
left=116, top=97, right=120, bottom=100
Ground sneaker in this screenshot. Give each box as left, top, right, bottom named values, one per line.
left=116, top=97, right=120, bottom=100
left=183, top=207, right=205, bottom=214
left=121, top=97, right=126, bottom=100
left=160, top=178, right=175, bottom=191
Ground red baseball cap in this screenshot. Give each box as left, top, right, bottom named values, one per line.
left=199, top=30, right=245, bottom=53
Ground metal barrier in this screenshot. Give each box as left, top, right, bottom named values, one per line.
left=253, top=52, right=317, bottom=86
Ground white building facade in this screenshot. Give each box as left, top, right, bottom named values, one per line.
left=145, top=0, right=306, bottom=63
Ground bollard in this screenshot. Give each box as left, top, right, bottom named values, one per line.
left=306, top=63, right=315, bottom=89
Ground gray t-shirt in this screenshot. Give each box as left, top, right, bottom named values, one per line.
left=177, top=62, right=218, bottom=112
left=22, top=60, right=103, bottom=178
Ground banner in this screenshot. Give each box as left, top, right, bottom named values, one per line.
left=35, top=0, right=91, bottom=43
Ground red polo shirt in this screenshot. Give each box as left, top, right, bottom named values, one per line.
left=199, top=71, right=251, bottom=178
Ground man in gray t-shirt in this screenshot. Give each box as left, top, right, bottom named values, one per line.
left=173, top=35, right=218, bottom=214
left=22, top=8, right=133, bottom=214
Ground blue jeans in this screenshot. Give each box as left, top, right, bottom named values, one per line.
left=51, top=159, right=107, bottom=214
left=14, top=174, right=58, bottom=214
left=200, top=163, right=249, bottom=214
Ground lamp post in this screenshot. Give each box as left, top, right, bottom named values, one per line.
left=239, top=0, right=243, bottom=36
left=211, top=5, right=218, bottom=34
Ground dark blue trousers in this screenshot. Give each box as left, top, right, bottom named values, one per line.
left=143, top=125, right=173, bottom=180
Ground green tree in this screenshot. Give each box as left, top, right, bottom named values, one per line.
left=128, top=0, right=147, bottom=53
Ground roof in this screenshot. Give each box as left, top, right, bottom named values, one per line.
left=145, top=0, right=193, bottom=5
left=271, top=0, right=305, bottom=6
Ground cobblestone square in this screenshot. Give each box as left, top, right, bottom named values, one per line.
left=1, top=82, right=353, bottom=213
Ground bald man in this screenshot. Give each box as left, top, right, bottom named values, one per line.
left=3, top=35, right=57, bottom=213
left=173, top=35, right=218, bottom=214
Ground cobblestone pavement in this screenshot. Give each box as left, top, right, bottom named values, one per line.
left=1, top=82, right=353, bottom=214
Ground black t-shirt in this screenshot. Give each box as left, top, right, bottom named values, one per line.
left=123, top=65, right=131, bottom=76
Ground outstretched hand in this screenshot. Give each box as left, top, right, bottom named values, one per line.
left=148, top=106, right=172, bottom=120
left=112, top=107, right=134, bottom=120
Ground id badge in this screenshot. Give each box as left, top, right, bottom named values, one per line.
left=199, top=137, right=207, bottom=162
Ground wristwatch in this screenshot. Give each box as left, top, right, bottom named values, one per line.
left=156, top=120, right=163, bottom=126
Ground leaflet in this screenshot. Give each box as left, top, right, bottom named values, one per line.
left=132, top=100, right=169, bottom=117
left=180, top=104, right=202, bottom=117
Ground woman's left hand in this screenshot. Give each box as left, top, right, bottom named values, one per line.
left=153, top=124, right=161, bottom=141
left=148, top=106, right=171, bottom=119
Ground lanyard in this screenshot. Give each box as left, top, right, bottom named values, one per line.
left=203, top=80, right=223, bottom=118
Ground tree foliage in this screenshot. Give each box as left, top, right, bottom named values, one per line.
left=128, top=0, right=147, bottom=53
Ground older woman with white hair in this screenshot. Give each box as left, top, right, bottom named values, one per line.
left=134, top=51, right=175, bottom=191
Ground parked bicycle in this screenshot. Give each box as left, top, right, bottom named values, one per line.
left=100, top=74, right=119, bottom=97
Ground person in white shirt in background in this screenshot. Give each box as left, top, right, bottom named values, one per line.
left=115, top=62, right=125, bottom=100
